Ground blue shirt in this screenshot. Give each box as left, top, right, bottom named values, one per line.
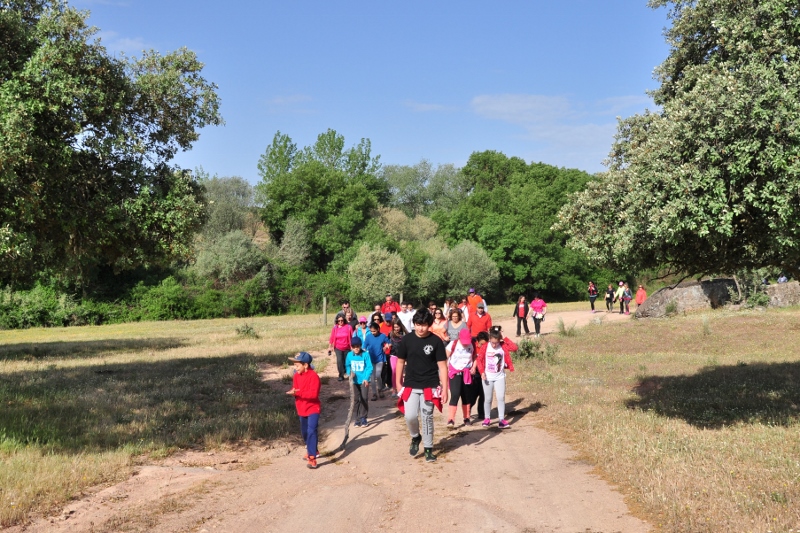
left=363, top=332, right=390, bottom=364
left=345, top=350, right=373, bottom=383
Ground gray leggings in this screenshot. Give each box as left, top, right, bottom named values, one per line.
left=371, top=362, right=384, bottom=393
left=404, top=389, right=434, bottom=449
left=482, top=377, right=507, bottom=421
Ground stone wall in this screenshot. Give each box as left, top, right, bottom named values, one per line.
left=765, top=281, right=800, bottom=308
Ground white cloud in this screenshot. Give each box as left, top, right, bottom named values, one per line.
left=404, top=101, right=456, bottom=112
left=266, top=94, right=315, bottom=114
left=96, top=31, right=151, bottom=56
left=470, top=93, right=654, bottom=172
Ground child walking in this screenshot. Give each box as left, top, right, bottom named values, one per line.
left=286, top=352, right=321, bottom=469
left=476, top=327, right=517, bottom=429
left=345, top=337, right=373, bottom=427
left=363, top=321, right=390, bottom=401
left=445, top=328, right=477, bottom=427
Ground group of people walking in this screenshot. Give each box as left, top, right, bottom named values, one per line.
left=292, top=282, right=644, bottom=469
left=590, top=281, right=647, bottom=315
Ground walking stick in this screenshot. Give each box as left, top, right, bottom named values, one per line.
left=334, top=379, right=356, bottom=453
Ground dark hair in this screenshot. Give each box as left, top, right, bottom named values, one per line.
left=390, top=316, right=407, bottom=334
left=448, top=308, right=463, bottom=321
left=401, top=301, right=410, bottom=306
left=532, top=292, right=540, bottom=300
left=476, top=331, right=489, bottom=342
left=369, top=321, right=381, bottom=331
left=517, top=295, right=525, bottom=303
left=340, top=300, right=350, bottom=306
left=412, top=308, right=434, bottom=326
left=428, top=300, right=436, bottom=307
left=488, top=326, right=503, bottom=341
left=371, top=312, right=383, bottom=323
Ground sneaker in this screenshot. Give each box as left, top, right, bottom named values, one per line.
left=482, top=419, right=491, bottom=427
left=463, top=418, right=472, bottom=426
left=498, top=420, right=510, bottom=429
left=446, top=419, right=455, bottom=428
left=354, top=418, right=362, bottom=427
left=361, top=417, right=368, bottom=427
left=424, top=448, right=437, bottom=463
left=371, top=395, right=377, bottom=401
left=337, top=376, right=344, bottom=382
left=307, top=456, right=317, bottom=469
left=409, top=435, right=422, bottom=456
left=301, top=451, right=320, bottom=460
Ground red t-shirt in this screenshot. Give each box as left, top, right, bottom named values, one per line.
left=381, top=301, right=401, bottom=315
left=292, top=369, right=321, bottom=416
left=467, top=312, right=492, bottom=337
left=518, top=303, right=526, bottom=316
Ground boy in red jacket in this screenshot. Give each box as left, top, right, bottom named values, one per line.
left=286, top=352, right=321, bottom=469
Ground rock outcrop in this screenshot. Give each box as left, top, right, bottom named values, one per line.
left=765, top=281, right=800, bottom=308
left=635, top=278, right=737, bottom=318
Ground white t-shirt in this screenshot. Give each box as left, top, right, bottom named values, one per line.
left=397, top=309, right=415, bottom=333
left=484, top=343, right=505, bottom=382
left=447, top=340, right=473, bottom=371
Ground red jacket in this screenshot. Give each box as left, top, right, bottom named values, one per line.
left=381, top=301, right=401, bottom=315
left=476, top=337, right=518, bottom=374
left=292, top=369, right=321, bottom=416
left=467, top=312, right=492, bottom=337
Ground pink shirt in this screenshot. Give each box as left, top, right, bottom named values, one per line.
left=530, top=299, right=546, bottom=314
left=329, top=324, right=354, bottom=351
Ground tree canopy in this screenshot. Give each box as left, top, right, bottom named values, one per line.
left=0, top=0, right=222, bottom=287
left=556, top=0, right=800, bottom=278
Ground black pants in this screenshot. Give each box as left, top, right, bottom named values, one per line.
left=354, top=382, right=369, bottom=420
left=619, top=300, right=625, bottom=313
left=334, top=349, right=347, bottom=378
left=589, top=296, right=597, bottom=311
left=533, top=316, right=543, bottom=335
left=381, top=361, right=392, bottom=389
left=516, top=316, right=530, bottom=336
left=606, top=298, right=613, bottom=311
left=470, top=374, right=485, bottom=418
left=448, top=372, right=472, bottom=407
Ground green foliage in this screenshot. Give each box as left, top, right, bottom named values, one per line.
left=274, top=217, right=310, bottom=268
left=198, top=173, right=255, bottom=241
left=193, top=230, right=267, bottom=285
left=256, top=130, right=388, bottom=270
left=235, top=323, right=259, bottom=339
left=383, top=159, right=473, bottom=217
left=664, top=300, right=678, bottom=317
left=516, top=338, right=560, bottom=363
left=420, top=240, right=500, bottom=300
left=0, top=2, right=221, bottom=287
left=556, top=318, right=577, bottom=337
left=558, top=0, right=800, bottom=278
left=435, top=151, right=616, bottom=300
left=347, top=243, right=406, bottom=303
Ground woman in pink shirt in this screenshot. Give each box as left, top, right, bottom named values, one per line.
left=529, top=293, right=547, bottom=338
left=328, top=315, right=353, bottom=381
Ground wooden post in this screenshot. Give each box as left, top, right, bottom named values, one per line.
left=323, top=296, right=328, bottom=326
left=400, top=292, right=404, bottom=304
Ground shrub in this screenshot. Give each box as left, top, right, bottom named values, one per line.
left=136, top=277, right=191, bottom=320
left=235, top=323, right=259, bottom=339
left=556, top=318, right=577, bottom=337
left=516, top=338, right=560, bottom=363
left=347, top=243, right=406, bottom=302
left=194, top=230, right=267, bottom=285
left=664, top=300, right=678, bottom=317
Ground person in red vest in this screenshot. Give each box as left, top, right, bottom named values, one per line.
left=380, top=293, right=401, bottom=321
left=467, top=302, right=492, bottom=338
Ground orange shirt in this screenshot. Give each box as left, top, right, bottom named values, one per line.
left=467, top=294, right=483, bottom=314
left=467, top=312, right=492, bottom=337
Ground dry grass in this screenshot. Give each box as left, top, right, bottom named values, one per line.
left=511, top=308, right=800, bottom=532
left=0, top=314, right=329, bottom=527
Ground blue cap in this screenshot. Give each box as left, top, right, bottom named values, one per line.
left=289, top=352, right=313, bottom=364
left=350, top=337, right=362, bottom=347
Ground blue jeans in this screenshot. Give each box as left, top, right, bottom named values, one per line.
left=300, top=413, right=319, bottom=456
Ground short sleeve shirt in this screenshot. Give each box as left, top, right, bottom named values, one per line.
left=396, top=332, right=447, bottom=389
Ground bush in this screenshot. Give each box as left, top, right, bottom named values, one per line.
left=194, top=230, right=267, bottom=285
left=419, top=240, right=500, bottom=300
left=347, top=243, right=406, bottom=302
left=516, top=338, right=560, bottom=363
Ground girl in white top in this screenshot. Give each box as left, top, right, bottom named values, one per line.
left=476, top=326, right=518, bottom=429
left=444, top=328, right=477, bottom=427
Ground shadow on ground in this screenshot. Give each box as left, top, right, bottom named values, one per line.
left=0, top=337, right=188, bottom=361
left=626, top=361, right=800, bottom=428
left=0, top=351, right=299, bottom=453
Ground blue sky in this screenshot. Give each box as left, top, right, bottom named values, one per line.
left=74, top=1, right=671, bottom=180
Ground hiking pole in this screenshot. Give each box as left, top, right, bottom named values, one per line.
left=334, top=379, right=356, bottom=453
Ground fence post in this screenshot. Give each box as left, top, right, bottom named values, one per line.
left=400, top=292, right=404, bottom=304
left=323, top=296, right=328, bottom=326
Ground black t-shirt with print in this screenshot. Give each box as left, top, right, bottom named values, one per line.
left=396, top=332, right=447, bottom=389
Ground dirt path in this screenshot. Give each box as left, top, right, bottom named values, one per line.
left=14, top=310, right=645, bottom=533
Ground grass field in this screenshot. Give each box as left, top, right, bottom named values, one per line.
left=0, top=315, right=330, bottom=527
left=2, top=304, right=799, bottom=531
left=514, top=307, right=800, bottom=532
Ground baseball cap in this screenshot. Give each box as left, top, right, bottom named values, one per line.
left=469, top=288, right=475, bottom=293
left=351, top=337, right=362, bottom=347
left=619, top=281, right=624, bottom=286
left=288, top=352, right=313, bottom=364
left=458, top=329, right=472, bottom=344
left=359, top=316, right=367, bottom=323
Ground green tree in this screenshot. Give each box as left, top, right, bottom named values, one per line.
left=347, top=243, right=406, bottom=303
left=257, top=130, right=388, bottom=270
left=193, top=230, right=266, bottom=285
left=383, top=159, right=472, bottom=217
left=556, top=0, right=800, bottom=278
left=419, top=240, right=500, bottom=300
left=199, top=173, right=255, bottom=241
left=0, top=1, right=222, bottom=287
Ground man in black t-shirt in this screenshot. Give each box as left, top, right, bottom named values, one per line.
left=395, top=308, right=448, bottom=462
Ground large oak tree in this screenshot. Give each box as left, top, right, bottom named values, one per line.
left=556, top=0, right=800, bottom=278
left=0, top=0, right=222, bottom=287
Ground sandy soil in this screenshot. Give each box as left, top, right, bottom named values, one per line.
left=11, top=309, right=647, bottom=533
